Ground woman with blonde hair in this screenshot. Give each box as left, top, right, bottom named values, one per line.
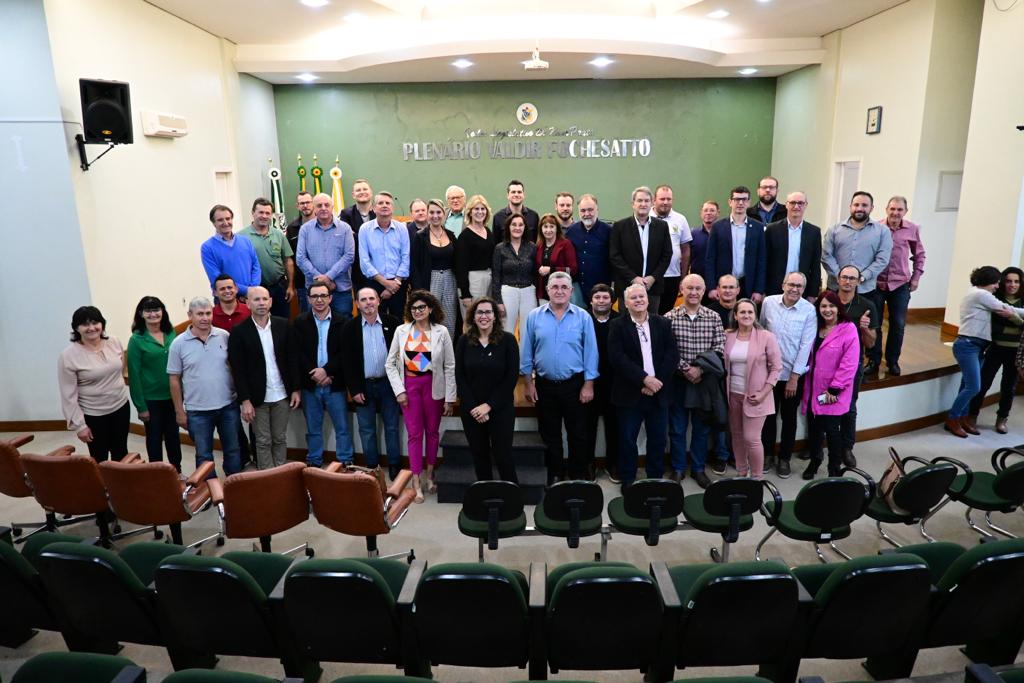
left=410, top=198, right=458, bottom=338
left=455, top=194, right=496, bottom=318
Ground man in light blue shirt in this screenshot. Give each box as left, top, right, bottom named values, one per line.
left=296, top=193, right=355, bottom=318
left=822, top=190, right=893, bottom=294
left=521, top=271, right=598, bottom=485
left=445, top=185, right=466, bottom=236
left=359, top=192, right=410, bottom=319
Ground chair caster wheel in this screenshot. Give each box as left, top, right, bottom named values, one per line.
left=216, top=536, right=225, bottom=547
left=153, top=529, right=164, bottom=540
left=710, top=548, right=722, bottom=563
left=305, top=547, right=315, bottom=558
left=12, top=528, right=22, bottom=537
left=113, top=524, right=122, bottom=534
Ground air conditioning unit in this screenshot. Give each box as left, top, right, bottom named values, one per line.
left=141, top=110, right=188, bottom=138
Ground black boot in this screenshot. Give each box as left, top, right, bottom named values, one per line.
left=801, top=459, right=821, bottom=481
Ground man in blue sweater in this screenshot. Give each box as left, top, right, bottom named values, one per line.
left=201, top=204, right=261, bottom=299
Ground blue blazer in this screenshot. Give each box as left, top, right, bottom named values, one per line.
left=705, top=216, right=767, bottom=296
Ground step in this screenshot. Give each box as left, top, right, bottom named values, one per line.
left=440, top=430, right=548, bottom=467
left=436, top=463, right=547, bottom=505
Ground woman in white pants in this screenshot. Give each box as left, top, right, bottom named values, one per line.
left=491, top=214, right=538, bottom=339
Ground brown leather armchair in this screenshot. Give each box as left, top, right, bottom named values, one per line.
left=207, top=461, right=313, bottom=556
left=98, top=459, right=218, bottom=547
left=0, top=435, right=82, bottom=543
left=19, top=451, right=158, bottom=547
left=304, top=464, right=416, bottom=560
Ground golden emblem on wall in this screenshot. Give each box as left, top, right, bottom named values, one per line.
left=516, top=102, right=538, bottom=126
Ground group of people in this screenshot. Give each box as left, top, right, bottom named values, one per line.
left=58, top=173, right=1018, bottom=495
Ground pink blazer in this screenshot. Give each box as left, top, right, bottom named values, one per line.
left=724, top=328, right=782, bottom=417
left=802, top=321, right=860, bottom=416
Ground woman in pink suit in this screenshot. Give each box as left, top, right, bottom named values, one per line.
left=802, top=290, right=861, bottom=480
left=724, top=299, right=782, bottom=479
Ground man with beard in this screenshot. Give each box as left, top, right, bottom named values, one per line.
left=555, top=192, right=575, bottom=230
left=747, top=176, right=787, bottom=225
left=339, top=178, right=376, bottom=288
left=652, top=184, right=693, bottom=314
left=286, top=192, right=315, bottom=312
left=565, top=194, right=612, bottom=307
left=240, top=198, right=295, bottom=319
left=586, top=284, right=619, bottom=481
left=493, top=179, right=540, bottom=243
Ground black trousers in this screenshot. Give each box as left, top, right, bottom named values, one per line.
left=969, top=345, right=1019, bottom=419
left=143, top=399, right=183, bottom=472
left=586, top=380, right=618, bottom=473
left=761, top=374, right=804, bottom=462
left=83, top=401, right=130, bottom=462
left=536, top=374, right=588, bottom=479
left=806, top=411, right=844, bottom=476
left=462, top=405, right=517, bottom=483
left=840, top=365, right=864, bottom=451
left=369, top=280, right=408, bottom=320
left=659, top=277, right=680, bottom=315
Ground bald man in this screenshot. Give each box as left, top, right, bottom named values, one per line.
left=296, top=192, right=356, bottom=318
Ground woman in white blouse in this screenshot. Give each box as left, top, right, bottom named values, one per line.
left=58, top=306, right=130, bottom=461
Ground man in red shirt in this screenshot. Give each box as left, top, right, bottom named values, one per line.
left=212, top=274, right=251, bottom=332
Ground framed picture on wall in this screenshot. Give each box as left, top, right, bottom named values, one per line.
left=866, top=106, right=883, bottom=135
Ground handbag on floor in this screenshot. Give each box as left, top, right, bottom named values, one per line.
left=878, top=447, right=909, bottom=515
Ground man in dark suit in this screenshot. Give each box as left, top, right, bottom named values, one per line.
left=340, top=287, right=402, bottom=478
left=747, top=176, right=788, bottom=225
left=607, top=283, right=678, bottom=491
left=706, top=185, right=766, bottom=302
left=764, top=191, right=822, bottom=298
left=339, top=178, right=376, bottom=290
left=609, top=186, right=674, bottom=313
left=492, top=179, right=540, bottom=243
left=587, top=284, right=619, bottom=482
left=290, top=281, right=353, bottom=468
left=227, top=286, right=299, bottom=470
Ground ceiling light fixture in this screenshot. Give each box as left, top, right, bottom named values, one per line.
left=738, top=68, right=758, bottom=76
left=452, top=59, right=474, bottom=69
left=589, top=56, right=614, bottom=68
left=295, top=73, right=320, bottom=82
left=299, top=0, right=329, bottom=7
left=707, top=9, right=730, bottom=19
left=344, top=11, right=365, bottom=22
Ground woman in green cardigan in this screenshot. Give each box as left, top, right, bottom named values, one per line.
left=126, top=296, right=181, bottom=471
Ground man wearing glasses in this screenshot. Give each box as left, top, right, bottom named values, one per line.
left=764, top=191, right=822, bottom=299
left=747, top=176, right=788, bottom=225
left=444, top=185, right=466, bottom=236
left=706, top=186, right=766, bottom=303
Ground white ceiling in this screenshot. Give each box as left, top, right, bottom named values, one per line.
left=145, top=0, right=908, bottom=83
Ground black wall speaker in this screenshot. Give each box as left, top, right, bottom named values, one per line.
left=79, top=78, right=133, bottom=144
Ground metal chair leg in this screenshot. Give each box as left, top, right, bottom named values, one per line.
left=966, top=507, right=995, bottom=538
left=598, top=526, right=610, bottom=562
left=985, top=512, right=1017, bottom=539
left=877, top=521, right=902, bottom=548
left=755, top=528, right=776, bottom=561
left=919, top=497, right=950, bottom=542
left=478, top=537, right=485, bottom=563
left=813, top=543, right=828, bottom=563
left=829, top=540, right=852, bottom=560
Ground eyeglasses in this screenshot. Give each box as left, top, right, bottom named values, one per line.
left=731, top=196, right=750, bottom=202
left=410, top=304, right=428, bottom=312
left=786, top=201, right=807, bottom=207
left=838, top=274, right=860, bottom=281
left=475, top=310, right=494, bottom=317
left=783, top=282, right=805, bottom=289
left=309, top=293, right=331, bottom=300
left=758, top=185, right=777, bottom=190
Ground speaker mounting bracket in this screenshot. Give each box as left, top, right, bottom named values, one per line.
left=75, top=134, right=118, bottom=172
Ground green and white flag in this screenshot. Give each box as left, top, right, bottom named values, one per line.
left=268, top=165, right=286, bottom=231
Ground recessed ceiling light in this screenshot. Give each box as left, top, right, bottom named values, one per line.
left=738, top=68, right=758, bottom=76
left=295, top=73, right=319, bottom=82
left=707, top=9, right=730, bottom=19
left=589, top=56, right=614, bottom=68
left=452, top=59, right=474, bottom=69
left=300, top=0, right=329, bottom=7
left=757, top=0, right=772, bottom=3
left=344, top=11, right=365, bottom=22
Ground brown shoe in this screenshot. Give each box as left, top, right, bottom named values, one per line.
left=944, top=418, right=968, bottom=438
left=996, top=417, right=1009, bottom=434
left=960, top=416, right=981, bottom=435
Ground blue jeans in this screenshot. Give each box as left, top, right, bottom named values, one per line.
left=668, top=377, right=710, bottom=474
left=866, top=284, right=911, bottom=366
left=330, top=289, right=353, bottom=319
left=302, top=386, right=354, bottom=466
left=296, top=286, right=310, bottom=313
left=951, top=335, right=989, bottom=418
left=618, top=395, right=669, bottom=485
left=186, top=403, right=242, bottom=477
left=355, top=377, right=402, bottom=468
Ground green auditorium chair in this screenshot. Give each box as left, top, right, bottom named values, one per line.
left=866, top=452, right=968, bottom=545
left=966, top=663, right=1024, bottom=683
left=756, top=468, right=875, bottom=563
left=945, top=447, right=1024, bottom=539
left=10, top=652, right=144, bottom=683
left=458, top=480, right=528, bottom=561
left=761, top=553, right=932, bottom=683
left=541, top=560, right=677, bottom=681
left=328, top=677, right=434, bottom=683
left=36, top=539, right=208, bottom=669
left=681, top=477, right=781, bottom=562
left=154, top=551, right=319, bottom=682
left=662, top=560, right=801, bottom=682
left=865, top=537, right=1024, bottom=679
left=277, top=556, right=429, bottom=677
left=400, top=559, right=544, bottom=679
left=533, top=481, right=607, bottom=559
left=607, top=479, right=684, bottom=548
left=163, top=670, right=305, bottom=682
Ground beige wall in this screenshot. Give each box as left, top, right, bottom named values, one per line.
left=944, top=0, right=1024, bottom=322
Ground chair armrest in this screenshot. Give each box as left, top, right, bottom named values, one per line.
left=324, top=461, right=344, bottom=473
left=386, top=488, right=416, bottom=528
left=206, top=478, right=224, bottom=505
left=528, top=562, right=547, bottom=610
left=387, top=469, right=413, bottom=498
left=993, top=447, right=1024, bottom=473
left=45, top=445, right=76, bottom=457
left=7, top=434, right=33, bottom=449
left=110, top=665, right=147, bottom=683
left=186, top=461, right=216, bottom=486
left=397, top=559, right=426, bottom=609
left=965, top=664, right=1004, bottom=683
left=269, top=557, right=306, bottom=601
left=650, top=561, right=681, bottom=609
left=120, top=453, right=143, bottom=464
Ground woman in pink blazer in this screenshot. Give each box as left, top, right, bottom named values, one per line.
left=801, top=290, right=861, bottom=479
left=724, top=299, right=782, bottom=479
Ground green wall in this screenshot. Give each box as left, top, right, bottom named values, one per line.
left=274, top=78, right=776, bottom=221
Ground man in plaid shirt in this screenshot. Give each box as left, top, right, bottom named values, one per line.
left=664, top=273, right=725, bottom=488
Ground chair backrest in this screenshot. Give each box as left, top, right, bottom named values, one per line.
left=0, top=441, right=32, bottom=498
left=222, top=461, right=309, bottom=539
left=804, top=553, right=932, bottom=658
left=413, top=562, right=529, bottom=667
left=623, top=479, right=684, bottom=546
left=703, top=477, right=765, bottom=517
left=11, top=652, right=141, bottom=683
left=546, top=563, right=662, bottom=671
left=891, top=463, right=958, bottom=518
left=20, top=453, right=108, bottom=515
left=793, top=477, right=870, bottom=531
left=283, top=558, right=401, bottom=664
left=993, top=462, right=1024, bottom=506
left=98, top=460, right=189, bottom=526
left=0, top=539, right=57, bottom=635
left=461, top=481, right=525, bottom=522
left=304, top=468, right=388, bottom=536
left=540, top=481, right=603, bottom=547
